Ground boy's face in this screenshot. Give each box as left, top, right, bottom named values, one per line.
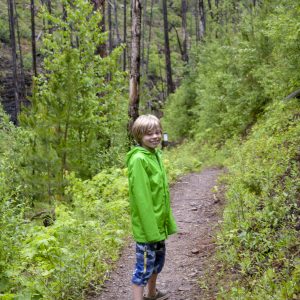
left=141, top=128, right=162, bottom=151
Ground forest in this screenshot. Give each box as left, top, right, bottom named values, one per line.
left=0, top=0, right=299, bottom=299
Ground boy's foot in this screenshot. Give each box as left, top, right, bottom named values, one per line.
left=143, top=289, right=169, bottom=300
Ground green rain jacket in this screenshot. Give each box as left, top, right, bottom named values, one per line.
left=126, top=146, right=177, bottom=243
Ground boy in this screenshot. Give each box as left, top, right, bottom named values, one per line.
left=126, top=115, right=177, bottom=300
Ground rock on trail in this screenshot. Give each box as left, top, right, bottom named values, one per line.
left=89, top=168, right=223, bottom=300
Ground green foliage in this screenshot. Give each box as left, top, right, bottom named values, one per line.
left=162, top=1, right=300, bottom=297
left=0, top=168, right=130, bottom=299
left=163, top=0, right=300, bottom=145
left=217, top=99, right=300, bottom=299
left=20, top=0, right=128, bottom=201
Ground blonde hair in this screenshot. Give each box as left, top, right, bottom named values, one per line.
left=131, top=115, right=162, bottom=144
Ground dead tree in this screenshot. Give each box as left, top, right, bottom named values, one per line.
left=128, top=0, right=142, bottom=129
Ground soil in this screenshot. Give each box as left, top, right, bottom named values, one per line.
left=89, top=168, right=224, bottom=300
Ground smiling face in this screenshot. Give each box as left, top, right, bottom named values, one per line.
left=141, top=128, right=162, bottom=151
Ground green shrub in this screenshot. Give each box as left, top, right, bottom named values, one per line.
left=217, top=99, right=300, bottom=299
left=0, top=168, right=130, bottom=299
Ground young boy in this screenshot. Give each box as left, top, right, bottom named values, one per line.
left=126, top=115, right=177, bottom=300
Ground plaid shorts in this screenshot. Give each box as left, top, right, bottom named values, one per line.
left=132, top=240, right=166, bottom=286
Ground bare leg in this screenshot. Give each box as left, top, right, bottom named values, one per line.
left=147, top=273, right=158, bottom=298
left=132, top=284, right=144, bottom=300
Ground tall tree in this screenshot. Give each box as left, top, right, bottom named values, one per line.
left=14, top=0, right=25, bottom=100
left=123, top=0, right=127, bottom=71
left=181, top=0, right=188, bottom=62
left=199, top=0, right=206, bottom=40
left=141, top=0, right=148, bottom=72
left=7, top=0, right=19, bottom=123
left=162, top=0, right=174, bottom=95
left=107, top=0, right=112, bottom=53
left=30, top=0, right=37, bottom=76
left=145, top=0, right=154, bottom=75
left=113, top=0, right=121, bottom=45
left=129, top=0, right=142, bottom=128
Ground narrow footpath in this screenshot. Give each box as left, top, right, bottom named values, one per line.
left=91, top=168, right=223, bottom=300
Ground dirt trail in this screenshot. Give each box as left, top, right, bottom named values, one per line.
left=91, top=168, right=223, bottom=300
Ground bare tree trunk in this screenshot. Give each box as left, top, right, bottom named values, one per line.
left=123, top=0, right=127, bottom=71
left=157, top=45, right=165, bottom=100
left=113, top=0, right=121, bottom=44
left=14, top=0, right=25, bottom=100
left=162, top=0, right=174, bottom=95
left=30, top=0, right=37, bottom=77
left=172, top=24, right=183, bottom=58
left=145, top=0, right=154, bottom=75
left=7, top=0, right=19, bottom=123
left=108, top=0, right=112, bottom=53
left=199, top=0, right=206, bottom=40
left=181, top=0, right=188, bottom=62
left=141, top=0, right=147, bottom=72
left=215, top=0, right=219, bottom=37
left=128, top=0, right=142, bottom=129
left=195, top=0, right=200, bottom=42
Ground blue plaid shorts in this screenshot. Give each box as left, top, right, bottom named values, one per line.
left=132, top=240, right=166, bottom=286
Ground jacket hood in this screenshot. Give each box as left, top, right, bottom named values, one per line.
left=126, top=146, right=159, bottom=166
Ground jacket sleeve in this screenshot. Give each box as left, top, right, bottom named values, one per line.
left=129, top=157, right=162, bottom=242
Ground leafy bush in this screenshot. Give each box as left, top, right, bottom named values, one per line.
left=0, top=168, right=130, bottom=299
left=217, top=99, right=300, bottom=299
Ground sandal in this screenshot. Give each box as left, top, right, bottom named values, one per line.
left=143, top=289, right=169, bottom=300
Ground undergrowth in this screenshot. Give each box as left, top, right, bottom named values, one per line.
left=0, top=166, right=130, bottom=299
left=216, top=99, right=300, bottom=299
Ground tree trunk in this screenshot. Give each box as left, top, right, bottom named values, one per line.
left=7, top=0, right=19, bottom=123
left=162, top=0, right=174, bottom=95
left=92, top=0, right=106, bottom=57
left=172, top=24, right=183, bottom=58
left=14, top=0, right=25, bottom=100
left=207, top=0, right=214, bottom=19
left=30, top=0, right=37, bottom=77
left=108, top=0, right=112, bottom=53
left=199, top=0, right=206, bottom=40
left=123, top=0, right=127, bottom=71
left=145, top=0, right=154, bottom=75
left=128, top=0, right=142, bottom=129
left=113, top=0, right=121, bottom=44
left=141, top=0, right=147, bottom=72
left=47, top=0, right=53, bottom=33
left=181, top=0, right=188, bottom=62
left=195, top=0, right=200, bottom=42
